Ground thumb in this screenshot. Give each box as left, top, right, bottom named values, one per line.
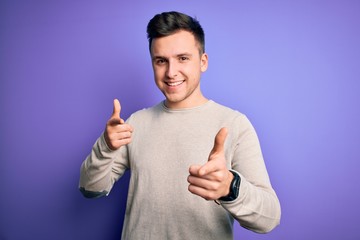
left=112, top=99, right=121, bottom=119
left=209, top=127, right=228, bottom=158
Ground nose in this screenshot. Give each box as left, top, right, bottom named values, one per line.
left=166, top=60, right=178, bottom=79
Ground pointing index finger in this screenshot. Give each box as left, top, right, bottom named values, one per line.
left=112, top=99, right=121, bottom=119
left=210, top=127, right=228, bottom=156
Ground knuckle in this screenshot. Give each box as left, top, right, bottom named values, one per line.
left=211, top=182, right=221, bottom=191
left=210, top=172, right=221, bottom=182
left=214, top=171, right=227, bottom=181
left=209, top=182, right=219, bottom=190
left=120, top=132, right=131, bottom=139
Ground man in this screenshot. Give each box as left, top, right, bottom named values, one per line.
left=79, top=11, right=281, bottom=239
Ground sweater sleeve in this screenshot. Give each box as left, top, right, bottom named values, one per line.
left=220, top=115, right=281, bottom=233
left=79, top=132, right=129, bottom=198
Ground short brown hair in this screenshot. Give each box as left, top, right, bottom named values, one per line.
left=147, top=11, right=205, bottom=54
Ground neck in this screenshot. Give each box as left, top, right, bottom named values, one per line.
left=164, top=95, right=208, bottom=109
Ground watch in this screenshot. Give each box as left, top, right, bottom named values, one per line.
left=218, top=170, right=241, bottom=202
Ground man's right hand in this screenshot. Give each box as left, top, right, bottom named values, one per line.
left=104, top=99, right=133, bottom=150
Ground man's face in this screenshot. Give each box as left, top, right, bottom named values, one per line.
left=150, top=30, right=208, bottom=109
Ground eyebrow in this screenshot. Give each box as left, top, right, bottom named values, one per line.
left=152, top=52, right=193, bottom=61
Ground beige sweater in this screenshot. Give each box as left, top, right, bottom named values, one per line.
left=79, top=100, right=281, bottom=239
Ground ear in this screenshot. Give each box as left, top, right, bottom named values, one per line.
left=200, top=53, right=208, bottom=72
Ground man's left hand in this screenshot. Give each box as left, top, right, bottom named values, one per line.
left=188, top=127, right=234, bottom=200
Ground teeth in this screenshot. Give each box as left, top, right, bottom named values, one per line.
left=167, top=81, right=183, bottom=86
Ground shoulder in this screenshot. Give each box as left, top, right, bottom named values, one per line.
left=209, top=101, right=255, bottom=135
left=208, top=101, right=247, bottom=122
left=125, top=102, right=163, bottom=124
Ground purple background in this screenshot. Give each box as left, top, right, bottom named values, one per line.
left=1, top=1, right=359, bottom=239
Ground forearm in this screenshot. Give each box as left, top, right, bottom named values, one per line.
left=220, top=172, right=281, bottom=233
left=79, top=133, right=127, bottom=198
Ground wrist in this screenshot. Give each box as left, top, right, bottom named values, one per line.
left=218, top=170, right=241, bottom=202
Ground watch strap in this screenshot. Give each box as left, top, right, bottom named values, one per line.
left=218, top=170, right=241, bottom=202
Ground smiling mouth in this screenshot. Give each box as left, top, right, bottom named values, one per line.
left=166, top=80, right=185, bottom=87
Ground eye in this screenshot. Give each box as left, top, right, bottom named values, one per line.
left=179, top=56, right=189, bottom=62
left=155, top=58, right=168, bottom=65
